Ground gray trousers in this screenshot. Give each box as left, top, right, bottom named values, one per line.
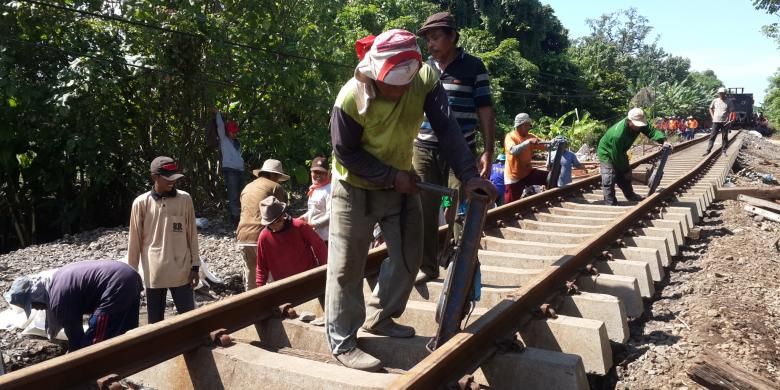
left=705, top=122, right=728, bottom=153
left=325, top=180, right=423, bottom=354
left=600, top=162, right=635, bottom=205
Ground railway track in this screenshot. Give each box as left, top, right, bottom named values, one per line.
left=0, top=132, right=742, bottom=389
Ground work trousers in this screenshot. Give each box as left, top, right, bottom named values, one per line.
left=411, top=145, right=462, bottom=278
left=705, top=122, right=728, bottom=154
left=146, top=284, right=195, bottom=324
left=504, top=169, right=548, bottom=204
left=223, top=168, right=244, bottom=223
left=325, top=180, right=422, bottom=354
left=600, top=162, right=635, bottom=205
left=69, top=295, right=141, bottom=352
left=240, top=245, right=258, bottom=291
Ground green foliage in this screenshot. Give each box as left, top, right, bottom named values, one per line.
left=651, top=78, right=717, bottom=118
left=762, top=69, right=780, bottom=127
left=754, top=0, right=780, bottom=48
left=534, top=110, right=607, bottom=150
left=0, top=0, right=730, bottom=251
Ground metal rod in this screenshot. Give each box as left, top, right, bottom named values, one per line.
left=416, top=182, right=457, bottom=200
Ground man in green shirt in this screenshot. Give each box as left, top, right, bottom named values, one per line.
left=597, top=108, right=671, bottom=206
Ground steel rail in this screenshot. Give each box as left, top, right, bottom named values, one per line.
left=389, top=133, right=738, bottom=389
left=0, top=135, right=709, bottom=389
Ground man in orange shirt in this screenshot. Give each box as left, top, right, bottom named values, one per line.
left=504, top=113, right=547, bottom=203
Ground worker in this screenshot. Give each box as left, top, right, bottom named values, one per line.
left=413, top=12, right=496, bottom=284
left=5, top=260, right=143, bottom=352
left=236, top=159, right=289, bottom=291
left=704, top=87, right=732, bottom=155
left=547, top=137, right=584, bottom=187
left=298, top=156, right=332, bottom=244
left=325, top=29, right=497, bottom=372
left=128, top=156, right=200, bottom=324
left=256, top=196, right=327, bottom=287
left=685, top=116, right=699, bottom=140
left=490, top=154, right=506, bottom=206
left=503, top=113, right=547, bottom=203
left=597, top=108, right=671, bottom=206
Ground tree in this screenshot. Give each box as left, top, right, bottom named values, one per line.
left=762, top=69, right=780, bottom=126
left=754, top=0, right=780, bottom=47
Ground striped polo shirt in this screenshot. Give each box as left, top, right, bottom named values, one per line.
left=415, top=48, right=492, bottom=149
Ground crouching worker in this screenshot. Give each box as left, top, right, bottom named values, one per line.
left=326, top=29, right=496, bottom=372
left=4, top=260, right=142, bottom=352
left=597, top=108, right=671, bottom=206
left=256, top=196, right=327, bottom=287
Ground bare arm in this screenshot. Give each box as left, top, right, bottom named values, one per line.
left=477, top=105, right=496, bottom=178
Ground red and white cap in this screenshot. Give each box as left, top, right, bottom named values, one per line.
left=355, top=29, right=422, bottom=86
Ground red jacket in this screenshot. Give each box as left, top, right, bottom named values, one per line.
left=256, top=217, right=327, bottom=287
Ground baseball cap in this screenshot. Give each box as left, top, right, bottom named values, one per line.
left=627, top=108, right=648, bottom=127
left=310, top=156, right=328, bottom=172
left=717, top=87, right=727, bottom=94
left=417, top=12, right=458, bottom=36
left=150, top=156, right=185, bottom=181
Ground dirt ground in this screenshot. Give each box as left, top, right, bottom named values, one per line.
left=611, top=134, right=780, bottom=389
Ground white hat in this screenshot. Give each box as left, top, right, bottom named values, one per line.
left=514, top=113, right=532, bottom=128
left=627, top=107, right=647, bottom=127
left=252, top=159, right=290, bottom=182
left=717, top=87, right=727, bottom=94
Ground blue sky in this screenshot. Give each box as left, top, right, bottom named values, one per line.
left=542, top=0, right=780, bottom=105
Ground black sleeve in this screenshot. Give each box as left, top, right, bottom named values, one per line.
left=330, top=107, right=397, bottom=187
left=424, top=82, right=480, bottom=183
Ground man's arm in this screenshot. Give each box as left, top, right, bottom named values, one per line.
left=331, top=107, right=397, bottom=187
left=308, top=195, right=330, bottom=229
left=474, top=61, right=495, bottom=178
left=477, top=106, right=495, bottom=178
left=185, top=196, right=201, bottom=267
left=273, top=184, right=288, bottom=204
left=127, top=200, right=142, bottom=270
left=185, top=195, right=200, bottom=288
left=424, top=82, right=479, bottom=183
left=709, top=100, right=716, bottom=119
left=255, top=237, right=268, bottom=287
left=215, top=111, right=226, bottom=141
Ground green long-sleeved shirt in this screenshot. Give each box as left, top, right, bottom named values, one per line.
left=597, top=118, right=666, bottom=171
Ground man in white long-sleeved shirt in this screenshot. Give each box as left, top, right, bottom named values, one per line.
left=299, top=156, right=331, bottom=243
left=215, top=111, right=245, bottom=225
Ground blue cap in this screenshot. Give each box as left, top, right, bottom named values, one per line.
left=497, top=154, right=506, bottom=162
left=5, top=276, right=33, bottom=316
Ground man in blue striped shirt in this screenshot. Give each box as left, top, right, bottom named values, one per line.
left=413, top=12, right=496, bottom=283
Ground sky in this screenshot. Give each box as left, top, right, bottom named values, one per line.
left=542, top=0, right=780, bottom=105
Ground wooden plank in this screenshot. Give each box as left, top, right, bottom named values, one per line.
left=716, top=187, right=780, bottom=201
left=744, top=205, right=780, bottom=223
left=687, top=352, right=776, bottom=390
left=738, top=194, right=780, bottom=213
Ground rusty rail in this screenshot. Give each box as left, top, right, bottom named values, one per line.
left=388, top=133, right=737, bottom=388
left=0, top=134, right=713, bottom=389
